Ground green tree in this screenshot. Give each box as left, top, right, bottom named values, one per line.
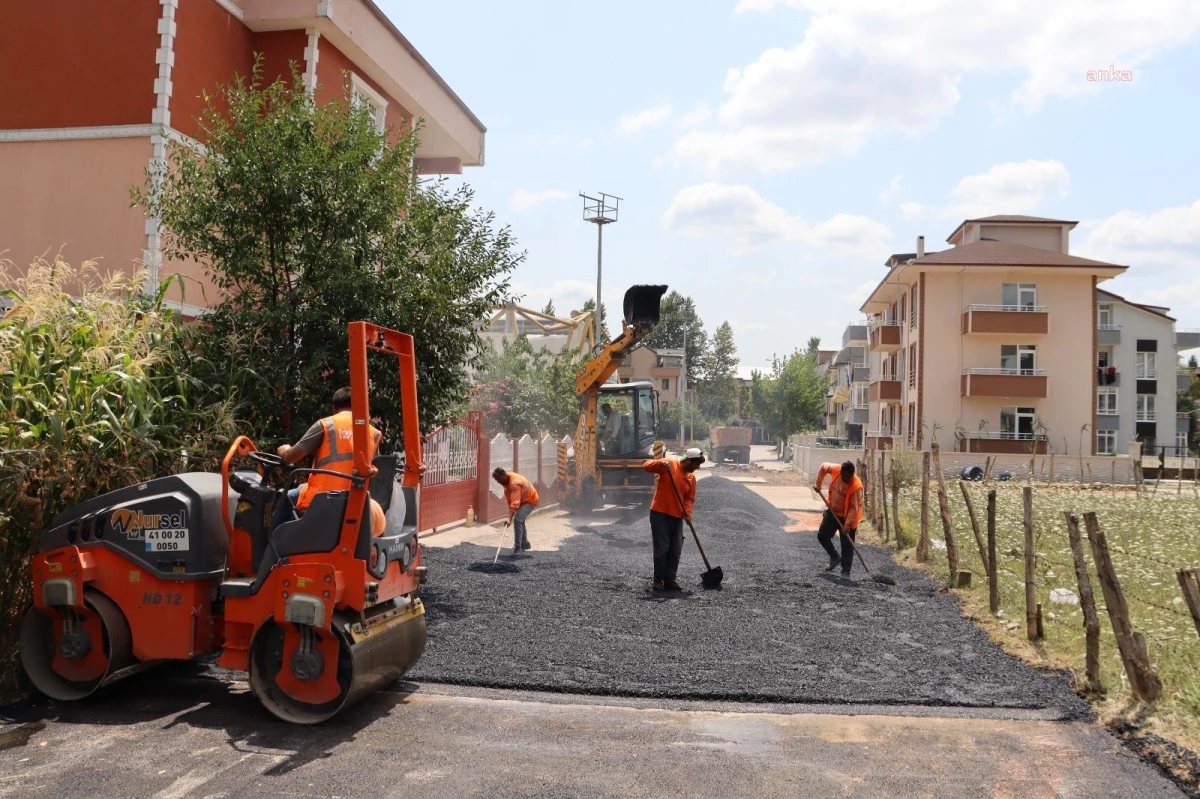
left=750, top=346, right=828, bottom=440
left=134, top=62, right=517, bottom=444
left=470, top=335, right=583, bottom=437
left=580, top=298, right=610, bottom=344
left=541, top=299, right=556, bottom=316
left=642, top=290, right=709, bottom=384
left=700, top=321, right=739, bottom=421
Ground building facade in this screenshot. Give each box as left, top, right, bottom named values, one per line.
left=0, top=0, right=485, bottom=316
left=825, top=324, right=869, bottom=445
left=860, top=215, right=1131, bottom=455
left=617, top=346, right=685, bottom=409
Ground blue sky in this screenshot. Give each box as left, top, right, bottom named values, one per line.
left=382, top=0, right=1200, bottom=371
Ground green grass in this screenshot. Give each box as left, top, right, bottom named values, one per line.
left=877, top=480, right=1200, bottom=755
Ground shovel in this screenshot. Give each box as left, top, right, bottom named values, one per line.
left=665, top=468, right=723, bottom=588
left=815, top=486, right=896, bottom=586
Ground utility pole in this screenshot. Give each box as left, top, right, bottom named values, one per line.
left=680, top=325, right=688, bottom=448
left=580, top=192, right=620, bottom=349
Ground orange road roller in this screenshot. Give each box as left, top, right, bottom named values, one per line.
left=20, top=322, right=429, bottom=724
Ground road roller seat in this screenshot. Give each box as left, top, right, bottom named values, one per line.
left=220, top=490, right=351, bottom=598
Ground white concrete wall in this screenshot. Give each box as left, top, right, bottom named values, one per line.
left=1109, top=301, right=1177, bottom=451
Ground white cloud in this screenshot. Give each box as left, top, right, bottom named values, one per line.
left=899, top=202, right=925, bottom=220
left=660, top=182, right=892, bottom=257
left=942, top=159, right=1070, bottom=218
left=617, top=103, right=673, bottom=134
left=673, top=1, right=1200, bottom=174
left=679, top=103, right=713, bottom=128
left=510, top=189, right=572, bottom=213
left=846, top=279, right=880, bottom=307
left=879, top=174, right=904, bottom=204
left=1077, top=200, right=1200, bottom=323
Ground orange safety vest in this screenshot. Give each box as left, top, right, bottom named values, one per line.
left=296, top=411, right=381, bottom=511
left=504, top=472, right=539, bottom=512
left=820, top=464, right=864, bottom=528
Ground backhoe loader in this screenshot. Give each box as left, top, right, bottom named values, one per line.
left=559, top=285, right=669, bottom=510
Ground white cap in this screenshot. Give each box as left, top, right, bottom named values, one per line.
left=685, top=447, right=704, bottom=460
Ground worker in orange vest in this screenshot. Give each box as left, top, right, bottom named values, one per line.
left=643, top=447, right=704, bottom=591
left=272, top=386, right=382, bottom=529
left=493, top=468, right=539, bottom=554
left=814, top=461, right=864, bottom=576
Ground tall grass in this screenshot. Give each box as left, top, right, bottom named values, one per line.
left=0, top=257, right=239, bottom=698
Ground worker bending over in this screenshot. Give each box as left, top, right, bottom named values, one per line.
left=493, top=468, right=539, bottom=554
left=643, top=448, right=704, bottom=591
left=814, top=460, right=864, bottom=576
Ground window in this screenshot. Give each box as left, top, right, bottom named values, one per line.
left=1002, top=283, right=1038, bottom=310
left=1136, top=394, right=1156, bottom=421
left=899, top=294, right=907, bottom=327
left=1000, top=406, right=1036, bottom=439
left=661, top=378, right=670, bottom=390
left=1097, top=388, right=1118, bottom=415
left=1136, top=352, right=1157, bottom=379
left=1177, top=432, right=1189, bottom=451
left=1097, top=349, right=1111, bottom=368
left=852, top=382, right=868, bottom=409
left=1097, top=430, right=1116, bottom=455
left=1098, top=304, right=1114, bottom=328
left=908, top=343, right=917, bottom=387
left=910, top=285, right=918, bottom=327
left=907, top=403, right=916, bottom=443
left=350, top=73, right=388, bottom=133
left=1000, top=344, right=1037, bottom=374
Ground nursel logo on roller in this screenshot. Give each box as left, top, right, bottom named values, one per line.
left=110, top=507, right=188, bottom=541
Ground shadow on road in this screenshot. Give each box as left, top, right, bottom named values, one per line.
left=1, top=662, right=414, bottom=775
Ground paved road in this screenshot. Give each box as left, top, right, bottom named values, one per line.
left=0, top=677, right=1182, bottom=799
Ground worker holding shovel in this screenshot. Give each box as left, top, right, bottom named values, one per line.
left=643, top=448, right=704, bottom=591
left=493, top=468, right=539, bottom=555
left=814, top=461, right=864, bottom=576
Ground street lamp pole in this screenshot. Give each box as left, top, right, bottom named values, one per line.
left=580, top=192, right=621, bottom=349
left=680, top=325, right=688, bottom=448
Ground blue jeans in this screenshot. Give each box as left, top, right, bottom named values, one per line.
left=272, top=487, right=302, bottom=529
left=512, top=503, right=535, bottom=549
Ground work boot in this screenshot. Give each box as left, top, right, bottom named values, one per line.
left=521, top=540, right=532, bottom=551
left=652, top=581, right=666, bottom=591
left=825, top=555, right=839, bottom=571
left=664, top=581, right=682, bottom=591
left=841, top=569, right=852, bottom=577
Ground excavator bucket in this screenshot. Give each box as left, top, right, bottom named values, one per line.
left=622, top=285, right=668, bottom=330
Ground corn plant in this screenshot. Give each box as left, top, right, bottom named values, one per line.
left=0, top=256, right=240, bottom=698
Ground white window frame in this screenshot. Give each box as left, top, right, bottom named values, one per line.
left=350, top=73, right=388, bottom=134
left=1002, top=283, right=1038, bottom=310
left=1097, top=387, right=1118, bottom=415
left=1098, top=304, right=1114, bottom=328
left=852, top=382, right=869, bottom=409
left=1097, top=349, right=1111, bottom=368
left=1097, top=429, right=1116, bottom=455
left=1000, top=343, right=1037, bottom=374
left=1136, top=393, right=1157, bottom=421
left=1176, top=431, right=1189, bottom=451
left=999, top=406, right=1037, bottom=439
left=1136, top=352, right=1157, bottom=379
left=661, top=378, right=670, bottom=391
left=910, top=285, right=918, bottom=327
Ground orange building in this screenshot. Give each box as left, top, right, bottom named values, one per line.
left=0, top=0, right=486, bottom=316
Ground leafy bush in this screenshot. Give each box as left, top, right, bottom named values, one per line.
left=471, top=334, right=583, bottom=438
left=0, top=257, right=238, bottom=699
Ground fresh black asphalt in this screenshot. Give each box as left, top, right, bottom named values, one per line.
left=409, top=476, right=1090, bottom=718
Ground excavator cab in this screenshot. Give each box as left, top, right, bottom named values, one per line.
left=597, top=383, right=658, bottom=458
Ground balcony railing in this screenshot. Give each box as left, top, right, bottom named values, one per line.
left=1097, top=407, right=1118, bottom=416
left=964, top=367, right=1047, bottom=376
left=1137, top=412, right=1158, bottom=422
left=966, top=304, right=1049, bottom=313
left=1136, top=370, right=1158, bottom=379
left=1098, top=324, right=1121, bottom=330
left=869, top=323, right=902, bottom=351
left=968, top=431, right=1046, bottom=441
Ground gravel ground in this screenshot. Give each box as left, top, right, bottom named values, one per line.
left=409, top=476, right=1089, bottom=717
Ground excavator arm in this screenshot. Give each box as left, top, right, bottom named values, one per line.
left=566, top=285, right=668, bottom=510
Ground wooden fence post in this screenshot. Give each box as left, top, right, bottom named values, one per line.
left=1023, top=487, right=1039, bottom=641
left=1049, top=453, right=1055, bottom=485
left=880, top=450, right=891, bottom=542
left=931, top=444, right=959, bottom=575
left=1176, top=568, right=1200, bottom=640
left=1065, top=511, right=1102, bottom=693
left=891, top=465, right=906, bottom=549
left=1084, top=512, right=1163, bottom=701
left=917, top=452, right=930, bottom=563
left=987, top=490, right=999, bottom=614
left=960, top=481, right=988, bottom=574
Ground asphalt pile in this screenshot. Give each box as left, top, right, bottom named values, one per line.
left=409, top=476, right=1088, bottom=716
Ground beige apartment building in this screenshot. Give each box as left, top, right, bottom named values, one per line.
left=859, top=215, right=1129, bottom=455
left=616, top=345, right=685, bottom=409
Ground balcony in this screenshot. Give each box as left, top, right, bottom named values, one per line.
left=961, top=368, right=1048, bottom=398
left=965, top=432, right=1048, bottom=454
left=848, top=407, right=869, bottom=425
left=1097, top=367, right=1120, bottom=387
left=851, top=363, right=869, bottom=383
left=1177, top=329, right=1200, bottom=350
left=869, top=323, right=902, bottom=352
left=864, top=430, right=894, bottom=449
left=1179, top=370, right=1192, bottom=391
left=842, top=323, right=869, bottom=348
left=961, top=305, right=1049, bottom=335
left=1097, top=324, right=1121, bottom=346
left=834, top=346, right=865, bottom=366
left=869, top=375, right=902, bottom=403
left=1178, top=412, right=1191, bottom=433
